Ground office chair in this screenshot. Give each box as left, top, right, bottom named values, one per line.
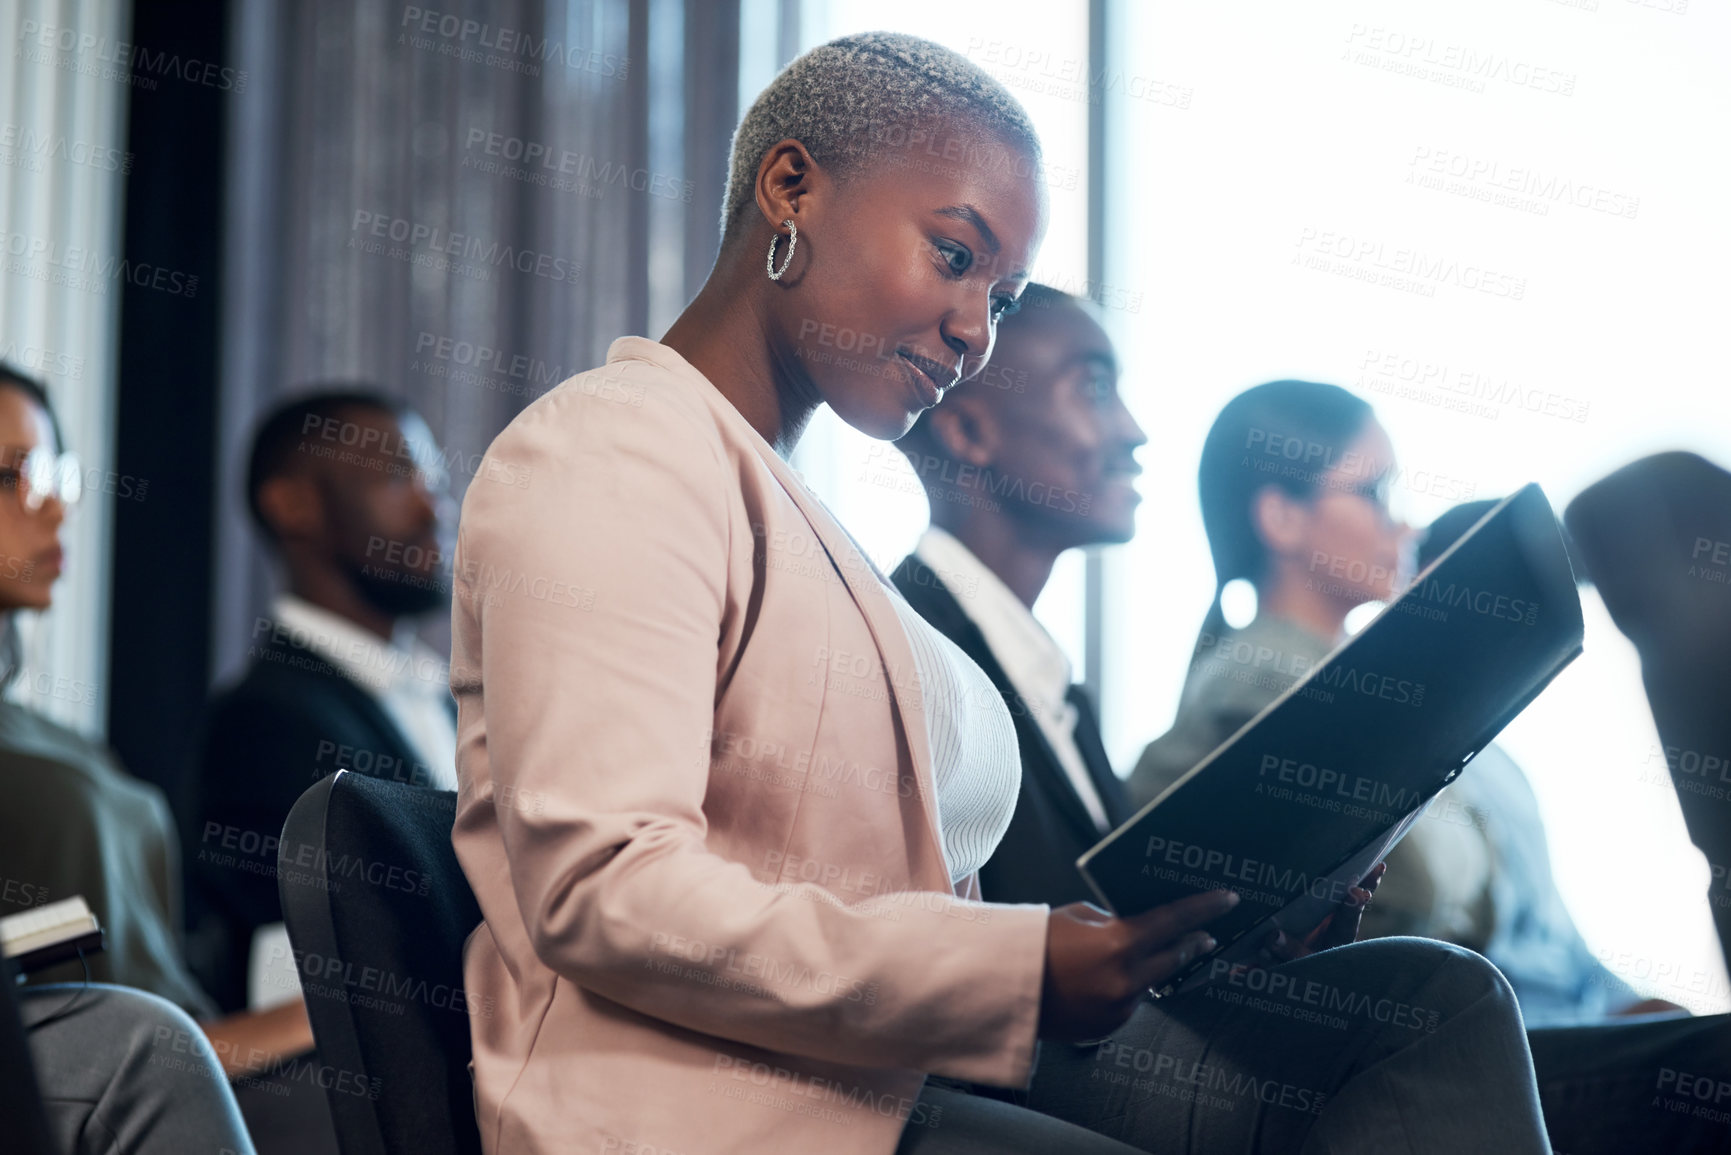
left=279, top=771, right=485, bottom=1155
left=1566, top=451, right=1731, bottom=970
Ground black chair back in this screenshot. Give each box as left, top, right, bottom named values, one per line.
left=279, top=771, right=484, bottom=1155
left=1567, top=451, right=1731, bottom=970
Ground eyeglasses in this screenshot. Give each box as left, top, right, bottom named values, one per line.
left=1314, top=474, right=1401, bottom=527
left=1339, top=477, right=1392, bottom=510
left=0, top=448, right=83, bottom=513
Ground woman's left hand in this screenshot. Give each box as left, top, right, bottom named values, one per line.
left=1259, top=862, right=1387, bottom=963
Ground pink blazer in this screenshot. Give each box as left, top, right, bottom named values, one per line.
left=450, top=337, right=1049, bottom=1154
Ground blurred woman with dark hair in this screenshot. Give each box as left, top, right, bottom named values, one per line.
left=1129, top=381, right=1412, bottom=806
left=0, top=362, right=267, bottom=1154
left=1128, top=382, right=1509, bottom=961
left=1127, top=383, right=1731, bottom=1153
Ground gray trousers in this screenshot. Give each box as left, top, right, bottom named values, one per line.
left=899, top=938, right=1551, bottom=1154
left=21, top=983, right=257, bottom=1155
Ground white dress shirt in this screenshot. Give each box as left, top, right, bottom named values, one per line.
left=271, top=594, right=459, bottom=791
left=914, top=528, right=1111, bottom=832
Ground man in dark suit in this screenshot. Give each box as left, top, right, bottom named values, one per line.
left=891, top=284, right=1146, bottom=905
left=188, top=390, right=457, bottom=1011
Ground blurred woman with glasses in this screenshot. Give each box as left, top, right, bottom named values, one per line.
left=0, top=407, right=80, bottom=607
left=1125, top=377, right=1522, bottom=1018
left=1128, top=381, right=1415, bottom=809
left=1125, top=381, right=1731, bottom=1153
left=0, top=361, right=310, bottom=1154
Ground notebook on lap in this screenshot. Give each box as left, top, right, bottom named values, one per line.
left=1078, top=483, right=1583, bottom=995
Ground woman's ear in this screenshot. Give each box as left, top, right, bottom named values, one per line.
left=754, top=139, right=817, bottom=233
left=1251, top=485, right=1308, bottom=558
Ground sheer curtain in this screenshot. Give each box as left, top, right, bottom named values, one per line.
left=0, top=0, right=131, bottom=735
left=212, top=0, right=742, bottom=681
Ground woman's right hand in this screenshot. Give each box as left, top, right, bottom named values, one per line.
left=1038, top=890, right=1240, bottom=1041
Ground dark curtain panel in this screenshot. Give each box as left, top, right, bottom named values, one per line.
left=107, top=0, right=230, bottom=803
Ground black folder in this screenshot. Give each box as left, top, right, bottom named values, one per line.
left=1078, top=483, right=1583, bottom=994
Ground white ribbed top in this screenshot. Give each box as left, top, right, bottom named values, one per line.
left=884, top=586, right=1021, bottom=886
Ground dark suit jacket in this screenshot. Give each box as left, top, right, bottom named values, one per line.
left=186, top=629, right=441, bottom=1010
left=892, top=553, right=1132, bottom=907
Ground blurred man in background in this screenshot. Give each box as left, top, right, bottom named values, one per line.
left=187, top=390, right=456, bottom=1013
left=892, top=284, right=1142, bottom=906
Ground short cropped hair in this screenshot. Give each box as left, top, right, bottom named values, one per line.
left=245, top=389, right=405, bottom=540
left=722, top=31, right=1041, bottom=236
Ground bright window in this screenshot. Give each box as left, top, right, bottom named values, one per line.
left=783, top=0, right=1731, bottom=1013
left=1100, top=0, right=1731, bottom=1011
left=787, top=0, right=1093, bottom=662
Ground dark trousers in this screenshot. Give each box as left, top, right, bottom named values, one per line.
left=1529, top=1010, right=1731, bottom=1154
left=901, top=938, right=1551, bottom=1154
left=900, top=940, right=1731, bottom=1154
